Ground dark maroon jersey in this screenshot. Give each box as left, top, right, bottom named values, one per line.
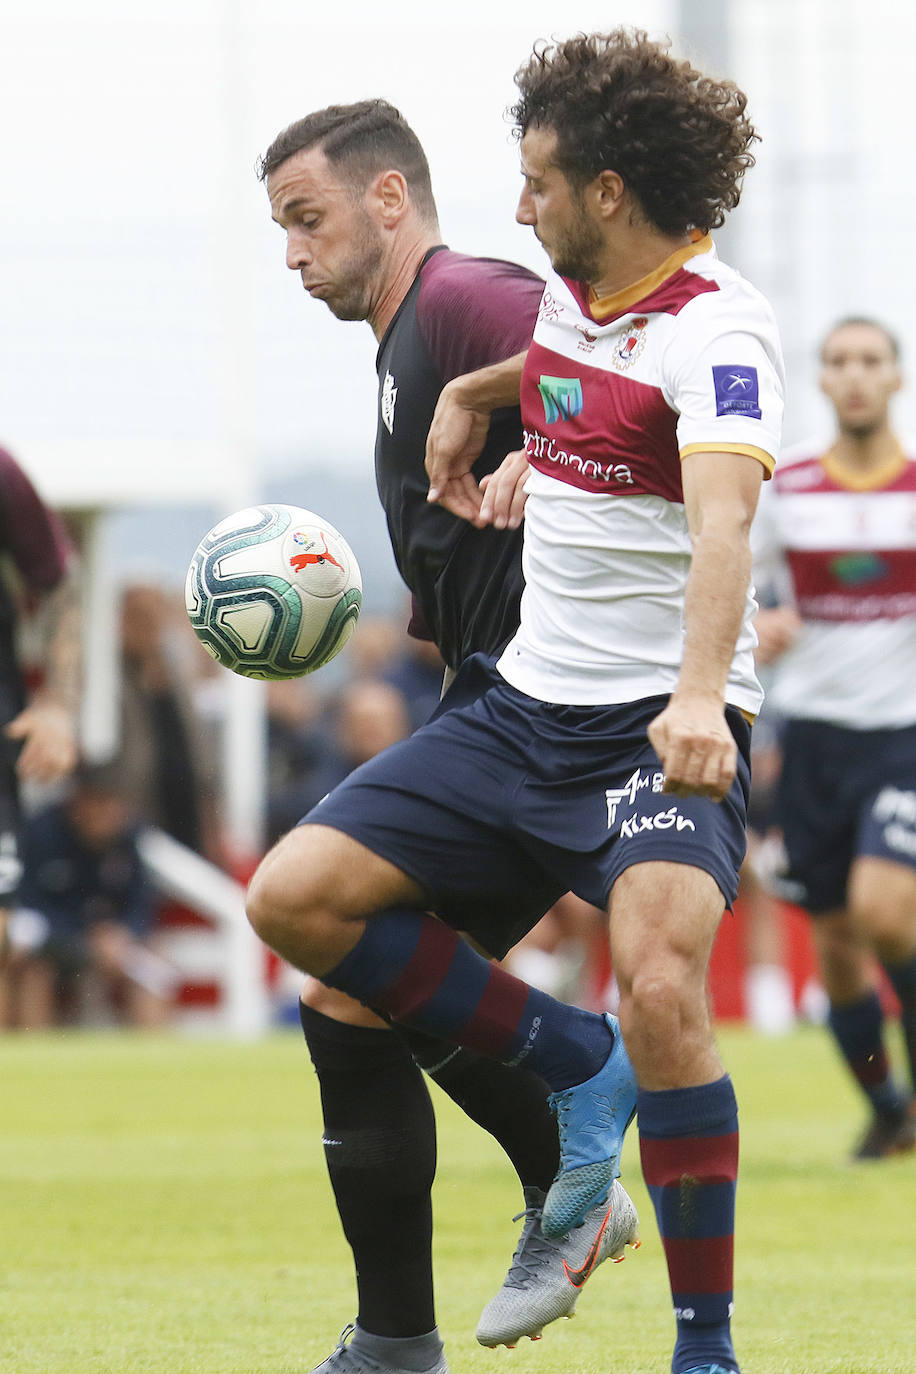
left=0, top=446, right=72, bottom=721
left=0, top=447, right=71, bottom=593
left=374, top=247, right=543, bottom=670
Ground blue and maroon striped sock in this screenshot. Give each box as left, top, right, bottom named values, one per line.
left=828, top=990, right=908, bottom=1118
left=322, top=908, right=613, bottom=1090
left=639, top=1076, right=739, bottom=1374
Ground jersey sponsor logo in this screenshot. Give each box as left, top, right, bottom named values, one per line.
left=873, top=788, right=916, bottom=859
left=712, top=364, right=762, bottom=419
left=380, top=370, right=397, bottom=434
left=605, top=769, right=665, bottom=826
left=610, top=316, right=648, bottom=371
left=525, top=427, right=635, bottom=486
left=538, top=374, right=584, bottom=424
left=872, top=787, right=916, bottom=826
left=829, top=552, right=888, bottom=587
left=619, top=806, right=696, bottom=839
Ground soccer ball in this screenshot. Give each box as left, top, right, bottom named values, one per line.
left=185, top=503, right=362, bottom=679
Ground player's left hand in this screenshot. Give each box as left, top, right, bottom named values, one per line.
left=647, top=693, right=737, bottom=801
left=5, top=701, right=79, bottom=784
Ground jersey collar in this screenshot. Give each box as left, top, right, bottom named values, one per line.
left=821, top=437, right=909, bottom=490
left=586, top=231, right=712, bottom=322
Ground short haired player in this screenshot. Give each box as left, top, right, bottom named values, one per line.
left=754, top=317, right=916, bottom=1159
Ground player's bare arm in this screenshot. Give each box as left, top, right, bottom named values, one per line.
left=5, top=566, right=81, bottom=784
left=648, top=450, right=765, bottom=801
left=425, top=350, right=528, bottom=519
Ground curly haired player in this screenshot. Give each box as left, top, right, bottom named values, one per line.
left=253, top=29, right=784, bottom=1374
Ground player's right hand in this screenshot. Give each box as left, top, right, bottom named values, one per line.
left=425, top=378, right=491, bottom=519
left=647, top=692, right=737, bottom=802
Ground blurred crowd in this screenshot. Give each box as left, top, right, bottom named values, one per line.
left=0, top=547, right=804, bottom=1036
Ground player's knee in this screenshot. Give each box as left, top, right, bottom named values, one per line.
left=850, top=895, right=912, bottom=960
left=623, top=960, right=705, bottom=1036
left=245, top=843, right=322, bottom=948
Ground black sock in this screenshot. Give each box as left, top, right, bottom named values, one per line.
left=884, top=951, right=916, bottom=1095
left=299, top=1002, right=437, bottom=1337
left=399, top=1025, right=560, bottom=1193
left=827, top=991, right=908, bottom=1119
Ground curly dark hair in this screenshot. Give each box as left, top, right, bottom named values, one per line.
left=511, top=28, right=758, bottom=236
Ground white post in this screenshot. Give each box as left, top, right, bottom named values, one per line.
left=217, top=0, right=268, bottom=868
left=78, top=509, right=122, bottom=762
left=138, top=827, right=270, bottom=1038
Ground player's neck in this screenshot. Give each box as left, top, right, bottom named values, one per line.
left=369, top=229, right=443, bottom=341
left=588, top=225, right=696, bottom=303
left=830, top=420, right=901, bottom=475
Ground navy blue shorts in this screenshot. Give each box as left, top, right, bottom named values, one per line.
left=303, top=654, right=751, bottom=959
left=777, top=717, right=916, bottom=913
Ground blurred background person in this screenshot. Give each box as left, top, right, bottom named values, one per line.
left=753, top=317, right=916, bottom=1156
left=1, top=762, right=176, bottom=1029
left=117, top=583, right=219, bottom=859
left=738, top=705, right=797, bottom=1036
left=0, top=442, right=81, bottom=991
left=268, top=673, right=411, bottom=843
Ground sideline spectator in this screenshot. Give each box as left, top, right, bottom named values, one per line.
left=0, top=442, right=80, bottom=997
left=117, top=584, right=218, bottom=857
left=2, top=762, right=176, bottom=1028
left=268, top=676, right=410, bottom=841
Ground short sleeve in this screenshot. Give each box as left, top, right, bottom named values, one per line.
left=417, top=255, right=544, bottom=384
left=661, top=284, right=785, bottom=477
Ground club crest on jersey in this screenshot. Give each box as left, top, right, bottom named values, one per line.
left=713, top=364, right=761, bottom=419
left=611, top=316, right=648, bottom=370
left=576, top=325, right=598, bottom=354
left=538, top=375, right=584, bottom=425
left=380, top=370, right=398, bottom=435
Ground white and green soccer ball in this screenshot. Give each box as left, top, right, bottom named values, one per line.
left=185, top=503, right=362, bottom=679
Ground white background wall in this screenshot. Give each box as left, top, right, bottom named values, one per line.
left=2, top=0, right=914, bottom=574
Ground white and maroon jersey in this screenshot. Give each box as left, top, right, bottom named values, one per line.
left=753, top=438, right=916, bottom=727
left=496, top=235, right=784, bottom=711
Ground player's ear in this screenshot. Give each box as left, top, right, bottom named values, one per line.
left=594, top=169, right=626, bottom=222
left=370, top=169, right=410, bottom=226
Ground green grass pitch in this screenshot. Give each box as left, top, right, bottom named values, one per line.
left=2, top=1025, right=914, bottom=1373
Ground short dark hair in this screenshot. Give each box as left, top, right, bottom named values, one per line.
left=256, top=98, right=437, bottom=223
left=510, top=28, right=758, bottom=236
left=821, top=316, right=901, bottom=362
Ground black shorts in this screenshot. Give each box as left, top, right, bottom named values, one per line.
left=302, top=654, right=751, bottom=959
left=777, top=717, right=916, bottom=913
